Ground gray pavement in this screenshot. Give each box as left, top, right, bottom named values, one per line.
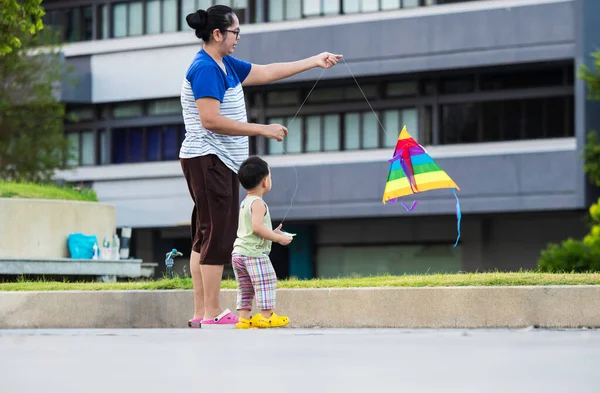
left=1, top=328, right=599, bottom=393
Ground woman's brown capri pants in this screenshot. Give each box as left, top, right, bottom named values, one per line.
left=180, top=154, right=239, bottom=265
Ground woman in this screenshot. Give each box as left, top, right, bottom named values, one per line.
left=180, top=4, right=341, bottom=328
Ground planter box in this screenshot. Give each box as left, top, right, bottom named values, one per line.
left=0, top=198, right=116, bottom=259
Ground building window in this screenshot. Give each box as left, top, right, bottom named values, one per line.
left=66, top=130, right=99, bottom=167
left=42, top=6, right=94, bottom=42
left=113, top=2, right=143, bottom=38
left=148, top=98, right=182, bottom=116
left=343, top=113, right=361, bottom=150
left=323, top=114, right=341, bottom=151
left=267, top=116, right=303, bottom=155
left=112, top=102, right=143, bottom=119
left=111, top=125, right=184, bottom=164
left=147, top=0, right=178, bottom=34
left=42, top=0, right=486, bottom=40
left=265, top=107, right=418, bottom=155
left=440, top=96, right=574, bottom=144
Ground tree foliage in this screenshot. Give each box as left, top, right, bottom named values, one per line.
left=579, top=51, right=600, bottom=187
left=538, top=51, right=600, bottom=272
left=578, top=51, right=600, bottom=101
left=0, top=25, right=74, bottom=182
left=1, top=0, right=45, bottom=56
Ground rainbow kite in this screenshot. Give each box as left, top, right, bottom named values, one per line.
left=382, top=126, right=462, bottom=247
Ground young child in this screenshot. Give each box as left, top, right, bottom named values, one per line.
left=232, top=156, right=293, bottom=329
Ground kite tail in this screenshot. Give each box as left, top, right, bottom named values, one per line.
left=451, top=188, right=461, bottom=247
left=400, top=199, right=418, bottom=211
left=386, top=198, right=418, bottom=211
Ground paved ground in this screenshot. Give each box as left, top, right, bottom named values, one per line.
left=1, top=328, right=599, bottom=393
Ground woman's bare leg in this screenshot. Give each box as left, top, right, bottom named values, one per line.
left=190, top=250, right=204, bottom=320
left=201, top=264, right=224, bottom=319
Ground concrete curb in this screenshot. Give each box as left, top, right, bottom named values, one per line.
left=1, top=286, right=599, bottom=329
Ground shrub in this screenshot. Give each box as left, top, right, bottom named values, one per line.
left=537, top=238, right=600, bottom=273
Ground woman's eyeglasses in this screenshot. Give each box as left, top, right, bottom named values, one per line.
left=224, top=29, right=240, bottom=39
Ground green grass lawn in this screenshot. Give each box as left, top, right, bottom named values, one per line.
left=0, top=181, right=98, bottom=202
left=1, top=272, right=599, bottom=291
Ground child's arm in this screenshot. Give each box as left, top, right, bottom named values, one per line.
left=250, top=200, right=292, bottom=245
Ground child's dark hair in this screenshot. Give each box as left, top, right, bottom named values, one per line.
left=238, top=156, right=269, bottom=190
left=186, top=5, right=235, bottom=42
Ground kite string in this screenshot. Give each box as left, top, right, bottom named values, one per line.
left=278, top=56, right=393, bottom=225
left=278, top=67, right=327, bottom=224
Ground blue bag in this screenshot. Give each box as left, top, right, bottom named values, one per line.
left=68, top=233, right=98, bottom=259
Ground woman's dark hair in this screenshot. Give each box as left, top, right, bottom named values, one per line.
left=238, top=156, right=270, bottom=190
left=186, top=5, right=235, bottom=42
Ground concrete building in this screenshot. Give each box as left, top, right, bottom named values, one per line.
left=45, top=0, right=600, bottom=278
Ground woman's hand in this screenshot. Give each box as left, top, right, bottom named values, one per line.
left=261, top=123, right=288, bottom=142
left=313, top=52, right=343, bottom=69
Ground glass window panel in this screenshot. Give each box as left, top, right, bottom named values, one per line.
left=129, top=128, right=144, bottom=162
left=146, top=127, right=162, bottom=161
left=303, top=0, right=321, bottom=16
left=112, top=103, right=143, bottom=119
left=479, top=67, right=564, bottom=91
left=215, top=0, right=231, bottom=5
left=146, top=0, right=161, bottom=34
left=66, top=133, right=80, bottom=166
left=305, top=116, right=322, bottom=152
left=181, top=0, right=197, bottom=30
left=420, top=105, right=433, bottom=145
left=324, top=0, right=340, bottom=14
left=113, top=3, right=127, bottom=38
left=403, top=0, right=419, bottom=7
left=345, top=85, right=378, bottom=100
left=81, top=130, right=95, bottom=166
left=383, top=110, right=399, bottom=148
left=343, top=0, right=360, bottom=13
left=441, top=103, right=479, bottom=144
left=83, top=6, right=93, bottom=40
left=180, top=125, right=186, bottom=145
left=128, top=2, right=143, bottom=36
left=362, top=0, right=379, bottom=12
left=268, top=117, right=284, bottom=155
left=111, top=129, right=128, bottom=163
left=546, top=97, right=568, bottom=138
left=285, top=0, right=302, bottom=19
left=163, top=126, right=180, bottom=160
left=286, top=118, right=303, bottom=154
left=66, top=8, right=80, bottom=42
left=503, top=100, right=521, bottom=141
left=235, top=0, right=248, bottom=7
left=101, top=5, right=109, bottom=39
left=523, top=98, right=544, bottom=140
left=148, top=99, right=181, bottom=116
left=362, top=112, right=379, bottom=149
left=67, top=107, right=95, bottom=122
left=381, top=0, right=400, bottom=10
left=307, top=88, right=345, bottom=103
left=482, top=101, right=503, bottom=142
left=269, top=0, right=284, bottom=21
left=267, top=91, right=297, bottom=106
left=440, top=77, right=475, bottom=94
left=99, top=130, right=108, bottom=164
left=401, top=108, right=418, bottom=142
left=344, top=113, right=360, bottom=150
left=163, top=0, right=178, bottom=32
left=386, top=81, right=418, bottom=97
left=323, top=115, right=340, bottom=151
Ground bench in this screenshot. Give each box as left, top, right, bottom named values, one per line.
left=0, top=258, right=144, bottom=282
